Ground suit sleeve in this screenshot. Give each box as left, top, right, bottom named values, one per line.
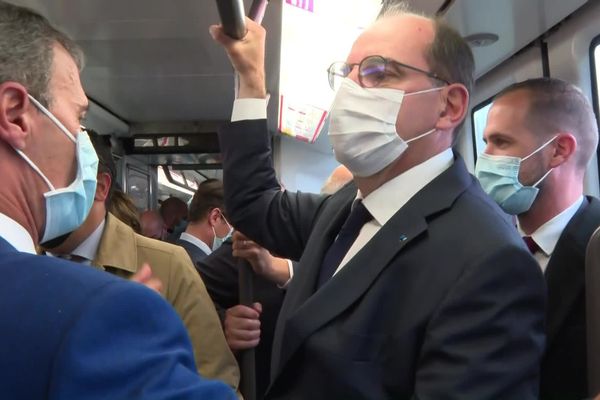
left=48, top=279, right=237, bottom=400
left=414, top=246, right=546, bottom=400
left=219, top=119, right=327, bottom=260
left=167, top=247, right=241, bottom=393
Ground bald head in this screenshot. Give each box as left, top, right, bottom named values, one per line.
left=321, top=165, right=353, bottom=195
left=159, top=197, right=188, bottom=231
left=140, top=210, right=165, bottom=240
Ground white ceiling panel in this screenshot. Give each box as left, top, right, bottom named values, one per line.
left=6, top=0, right=590, bottom=132
left=7, top=0, right=280, bottom=124
left=444, top=0, right=588, bottom=78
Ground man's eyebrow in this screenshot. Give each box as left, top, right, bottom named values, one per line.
left=486, top=131, right=512, bottom=141
left=79, top=102, right=90, bottom=116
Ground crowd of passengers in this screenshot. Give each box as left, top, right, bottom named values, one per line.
left=1, top=0, right=599, bottom=399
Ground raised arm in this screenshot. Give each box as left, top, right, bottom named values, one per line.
left=211, top=19, right=327, bottom=259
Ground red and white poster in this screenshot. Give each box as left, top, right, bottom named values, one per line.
left=278, top=0, right=381, bottom=143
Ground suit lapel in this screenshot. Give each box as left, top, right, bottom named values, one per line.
left=277, top=185, right=355, bottom=322
left=94, top=213, right=138, bottom=273
left=273, top=155, right=474, bottom=378
left=545, top=197, right=600, bottom=346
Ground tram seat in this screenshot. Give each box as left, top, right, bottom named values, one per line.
left=585, top=226, right=600, bottom=395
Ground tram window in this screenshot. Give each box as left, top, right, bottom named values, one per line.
left=471, top=99, right=493, bottom=161
left=126, top=164, right=152, bottom=211
left=591, top=35, right=600, bottom=132
left=591, top=35, right=600, bottom=177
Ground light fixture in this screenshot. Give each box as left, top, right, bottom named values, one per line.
left=464, top=32, right=499, bottom=48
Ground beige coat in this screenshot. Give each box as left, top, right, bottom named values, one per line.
left=93, top=213, right=240, bottom=392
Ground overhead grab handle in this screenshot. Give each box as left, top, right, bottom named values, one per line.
left=215, top=0, right=246, bottom=39
left=215, top=0, right=268, bottom=39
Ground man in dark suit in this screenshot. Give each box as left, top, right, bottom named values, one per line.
left=197, top=236, right=289, bottom=400
left=0, top=2, right=234, bottom=398
left=476, top=78, right=600, bottom=400
left=176, top=179, right=233, bottom=264
left=197, top=168, right=350, bottom=400
left=210, top=2, right=546, bottom=399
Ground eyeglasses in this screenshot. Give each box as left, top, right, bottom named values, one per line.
left=327, top=55, right=450, bottom=90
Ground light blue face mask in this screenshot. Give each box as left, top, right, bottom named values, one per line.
left=14, top=95, right=99, bottom=243
left=475, top=136, right=557, bottom=215
left=211, top=211, right=233, bottom=251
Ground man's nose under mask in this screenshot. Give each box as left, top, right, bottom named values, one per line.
left=328, top=78, right=443, bottom=178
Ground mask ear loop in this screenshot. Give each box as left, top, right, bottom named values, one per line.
left=219, top=212, right=234, bottom=234
left=404, top=86, right=444, bottom=97
left=522, top=135, right=558, bottom=162
left=27, top=95, right=77, bottom=143
left=402, top=87, right=444, bottom=143
left=522, top=135, right=558, bottom=188
left=14, top=149, right=55, bottom=191
left=405, top=128, right=436, bottom=144
left=532, top=168, right=553, bottom=188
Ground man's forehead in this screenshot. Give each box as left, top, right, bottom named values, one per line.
left=351, top=14, right=434, bottom=63
left=49, top=43, right=87, bottom=101
left=485, top=96, right=533, bottom=137
left=491, top=91, right=532, bottom=119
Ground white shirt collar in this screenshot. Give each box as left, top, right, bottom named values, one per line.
left=0, top=213, right=36, bottom=254
left=360, top=148, right=454, bottom=226
left=70, top=219, right=106, bottom=263
left=519, top=196, right=584, bottom=256
left=179, top=232, right=212, bottom=255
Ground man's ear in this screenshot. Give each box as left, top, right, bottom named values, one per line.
left=94, top=172, right=112, bottom=202
left=0, top=82, right=33, bottom=150
left=549, top=133, right=577, bottom=168
left=436, top=83, right=469, bottom=131
left=207, top=207, right=220, bottom=226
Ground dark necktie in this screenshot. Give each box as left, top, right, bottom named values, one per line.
left=317, top=200, right=373, bottom=288
left=522, top=236, right=540, bottom=254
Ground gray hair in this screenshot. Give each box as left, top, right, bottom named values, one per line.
left=0, top=1, right=83, bottom=107
left=378, top=0, right=474, bottom=93
left=378, top=0, right=424, bottom=18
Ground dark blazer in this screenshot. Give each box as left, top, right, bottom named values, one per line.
left=219, top=119, right=546, bottom=400
left=541, top=196, right=600, bottom=400
left=0, top=236, right=235, bottom=400
left=197, top=240, right=288, bottom=400
left=176, top=237, right=209, bottom=265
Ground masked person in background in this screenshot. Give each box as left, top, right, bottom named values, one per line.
left=160, top=196, right=189, bottom=242
left=0, top=2, right=235, bottom=398
left=45, top=132, right=242, bottom=394
left=476, top=77, right=600, bottom=400
left=210, top=0, right=545, bottom=398
left=176, top=179, right=233, bottom=264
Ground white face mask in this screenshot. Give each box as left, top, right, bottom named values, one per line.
left=328, top=78, right=443, bottom=177
left=211, top=211, right=233, bottom=251
left=475, top=135, right=557, bottom=215
left=15, top=95, right=98, bottom=244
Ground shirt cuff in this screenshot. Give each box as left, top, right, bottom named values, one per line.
left=277, top=259, right=294, bottom=289
left=231, top=98, right=268, bottom=122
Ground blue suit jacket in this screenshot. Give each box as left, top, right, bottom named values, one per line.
left=0, top=236, right=235, bottom=400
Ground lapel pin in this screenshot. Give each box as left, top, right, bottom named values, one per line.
left=399, top=234, right=408, bottom=242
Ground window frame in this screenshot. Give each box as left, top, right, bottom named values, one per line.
left=470, top=94, right=495, bottom=162
left=589, top=34, right=600, bottom=165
